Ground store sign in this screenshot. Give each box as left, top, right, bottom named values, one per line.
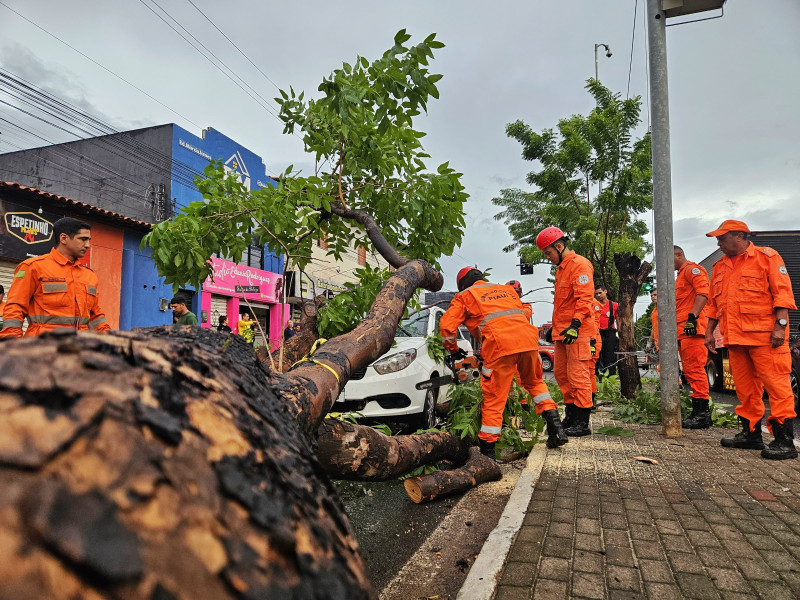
left=0, top=201, right=62, bottom=260
left=204, top=257, right=283, bottom=303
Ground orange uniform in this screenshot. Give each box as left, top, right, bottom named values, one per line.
left=675, top=261, right=710, bottom=399
left=441, top=281, right=557, bottom=442
left=706, top=243, right=796, bottom=427
left=0, top=248, right=110, bottom=338
left=650, top=306, right=659, bottom=350
left=552, top=251, right=598, bottom=409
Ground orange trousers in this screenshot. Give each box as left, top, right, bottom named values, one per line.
left=554, top=340, right=593, bottom=409
left=481, top=351, right=557, bottom=442
left=678, top=336, right=709, bottom=399
left=728, top=344, right=796, bottom=431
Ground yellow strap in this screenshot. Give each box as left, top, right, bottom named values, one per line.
left=290, top=338, right=340, bottom=383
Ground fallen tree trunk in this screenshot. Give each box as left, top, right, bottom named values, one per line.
left=403, top=447, right=502, bottom=504
left=315, top=420, right=468, bottom=481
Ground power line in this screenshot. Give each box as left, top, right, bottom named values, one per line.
left=626, top=0, right=639, bottom=99
left=0, top=0, right=203, bottom=130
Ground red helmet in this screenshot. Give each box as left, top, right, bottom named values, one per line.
left=456, top=267, right=482, bottom=291
left=536, top=226, right=566, bottom=250
left=506, top=280, right=522, bottom=295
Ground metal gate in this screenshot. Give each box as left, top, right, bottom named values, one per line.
left=210, top=294, right=228, bottom=328
left=1, top=259, right=22, bottom=331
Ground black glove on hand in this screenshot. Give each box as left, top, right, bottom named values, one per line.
left=560, top=319, right=581, bottom=345
left=590, top=338, right=597, bottom=356
left=446, top=348, right=468, bottom=370
left=684, top=313, right=698, bottom=337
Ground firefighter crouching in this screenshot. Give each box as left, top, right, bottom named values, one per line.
left=536, top=226, right=599, bottom=437
left=440, top=268, right=567, bottom=459
left=704, top=220, right=797, bottom=460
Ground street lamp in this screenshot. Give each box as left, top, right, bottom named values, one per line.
left=594, top=43, right=612, bottom=81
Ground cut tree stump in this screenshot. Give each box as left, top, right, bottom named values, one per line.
left=403, top=447, right=502, bottom=504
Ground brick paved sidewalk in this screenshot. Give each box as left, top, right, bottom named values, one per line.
left=494, top=412, right=800, bottom=600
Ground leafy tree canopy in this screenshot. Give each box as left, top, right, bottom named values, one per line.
left=145, top=30, right=468, bottom=336
left=492, top=80, right=652, bottom=296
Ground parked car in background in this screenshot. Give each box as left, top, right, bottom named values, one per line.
left=335, top=307, right=472, bottom=429
left=539, top=341, right=554, bottom=371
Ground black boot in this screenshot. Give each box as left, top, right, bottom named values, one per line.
left=590, top=393, right=596, bottom=411
left=762, top=418, right=798, bottom=460
left=564, top=407, right=592, bottom=437
left=682, top=398, right=711, bottom=429
left=478, top=439, right=497, bottom=460
left=561, top=403, right=576, bottom=429
left=542, top=409, right=568, bottom=449
left=721, top=417, right=764, bottom=449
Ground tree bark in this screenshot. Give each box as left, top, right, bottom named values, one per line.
left=315, top=420, right=468, bottom=481
left=403, top=447, right=502, bottom=504
left=614, top=253, right=653, bottom=399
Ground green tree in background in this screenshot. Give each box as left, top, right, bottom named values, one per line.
left=493, top=80, right=653, bottom=397
left=145, top=30, right=468, bottom=357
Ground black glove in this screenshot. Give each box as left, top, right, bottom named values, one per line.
left=445, top=348, right=468, bottom=369
left=560, top=319, right=581, bottom=345
left=590, top=338, right=597, bottom=356
left=684, top=313, right=698, bottom=337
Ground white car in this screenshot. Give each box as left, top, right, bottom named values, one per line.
left=336, top=307, right=473, bottom=429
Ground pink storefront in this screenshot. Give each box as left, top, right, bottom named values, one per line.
left=200, top=257, right=289, bottom=348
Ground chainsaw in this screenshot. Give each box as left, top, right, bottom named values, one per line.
left=415, top=354, right=482, bottom=390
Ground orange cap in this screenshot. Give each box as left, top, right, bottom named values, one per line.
left=705, top=219, right=751, bottom=237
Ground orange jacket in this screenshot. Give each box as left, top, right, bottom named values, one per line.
left=706, top=243, right=796, bottom=346
left=0, top=248, right=110, bottom=338
left=650, top=306, right=659, bottom=347
left=591, top=299, right=602, bottom=333
left=552, top=250, right=598, bottom=342
left=675, top=260, right=710, bottom=340
left=440, top=281, right=538, bottom=362
left=522, top=302, right=533, bottom=322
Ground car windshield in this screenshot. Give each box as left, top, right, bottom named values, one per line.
left=396, top=309, right=430, bottom=338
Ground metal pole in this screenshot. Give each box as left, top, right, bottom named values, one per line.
left=595, top=45, right=600, bottom=81
left=646, top=0, right=682, bottom=437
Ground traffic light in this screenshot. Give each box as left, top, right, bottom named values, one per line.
left=518, top=260, right=533, bottom=275
left=642, top=276, right=655, bottom=292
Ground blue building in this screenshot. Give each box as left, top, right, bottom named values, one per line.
left=0, top=125, right=288, bottom=343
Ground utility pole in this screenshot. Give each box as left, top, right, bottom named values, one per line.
left=646, top=0, right=681, bottom=437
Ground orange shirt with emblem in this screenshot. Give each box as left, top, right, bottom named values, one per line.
left=552, top=251, right=598, bottom=342
left=675, top=260, right=710, bottom=340
left=440, top=281, right=539, bottom=362
left=706, top=243, right=796, bottom=346
left=650, top=306, right=659, bottom=348
left=0, top=247, right=110, bottom=338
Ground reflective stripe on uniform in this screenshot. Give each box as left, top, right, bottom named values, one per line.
left=477, top=309, right=526, bottom=339
left=441, top=336, right=457, bottom=342
left=28, top=315, right=84, bottom=325
left=532, top=392, right=552, bottom=404
left=2, top=319, right=23, bottom=328
left=480, top=424, right=502, bottom=434
left=481, top=366, right=493, bottom=377
left=42, top=282, right=68, bottom=293
left=88, top=286, right=97, bottom=295
left=89, top=316, right=107, bottom=329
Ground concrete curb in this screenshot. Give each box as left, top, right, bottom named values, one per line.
left=456, top=441, right=548, bottom=600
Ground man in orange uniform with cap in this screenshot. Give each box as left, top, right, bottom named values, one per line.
left=674, top=246, right=712, bottom=429
left=589, top=298, right=602, bottom=408
left=441, top=269, right=567, bottom=458
left=704, top=220, right=797, bottom=459
left=536, top=227, right=598, bottom=436
left=1, top=217, right=110, bottom=338
left=647, top=288, right=659, bottom=352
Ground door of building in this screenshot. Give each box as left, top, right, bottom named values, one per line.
left=210, top=294, right=228, bottom=329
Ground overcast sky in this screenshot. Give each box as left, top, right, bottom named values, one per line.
left=1, top=1, right=798, bottom=323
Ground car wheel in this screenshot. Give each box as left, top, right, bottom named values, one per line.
left=412, top=388, right=437, bottom=430
left=706, top=359, right=723, bottom=392
left=540, top=354, right=553, bottom=371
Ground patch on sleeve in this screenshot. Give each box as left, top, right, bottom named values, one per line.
left=594, top=304, right=601, bottom=311
left=779, top=265, right=788, bottom=275
left=691, top=267, right=701, bottom=275
left=578, top=274, right=590, bottom=285
left=14, top=270, right=25, bottom=278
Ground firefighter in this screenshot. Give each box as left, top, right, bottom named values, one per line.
left=440, top=269, right=567, bottom=458
left=704, top=220, right=797, bottom=459
left=536, top=227, right=598, bottom=436
left=674, top=246, right=712, bottom=429
left=506, top=280, right=545, bottom=416
left=647, top=288, right=659, bottom=352
left=1, top=217, right=110, bottom=338
left=594, top=285, right=619, bottom=377
left=589, top=298, right=602, bottom=409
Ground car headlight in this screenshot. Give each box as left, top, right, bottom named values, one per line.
left=373, top=348, right=417, bottom=375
